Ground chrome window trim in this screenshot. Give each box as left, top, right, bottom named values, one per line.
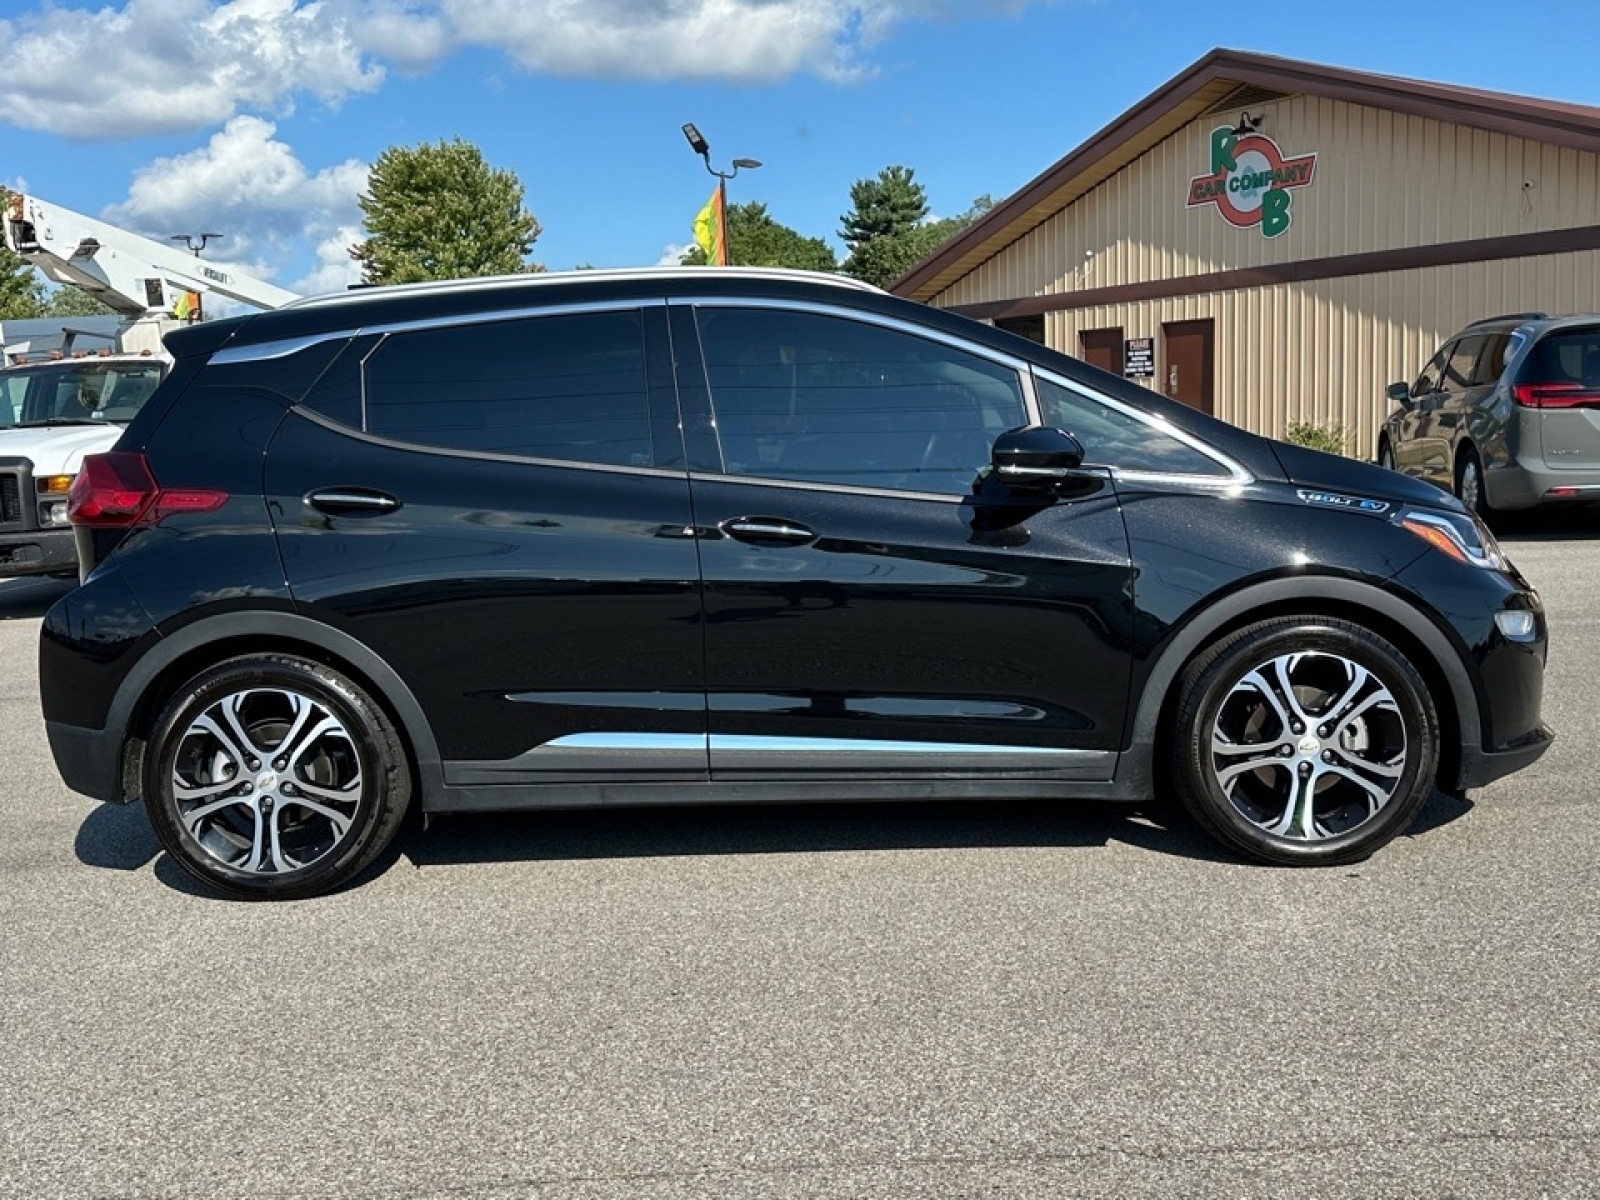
left=289, top=408, right=688, bottom=480
left=1031, top=367, right=1253, bottom=487
left=206, top=298, right=655, bottom=367
left=669, top=294, right=1037, bottom=378
left=688, top=470, right=966, bottom=505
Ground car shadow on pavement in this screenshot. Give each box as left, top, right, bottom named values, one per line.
left=1491, top=509, right=1600, bottom=541
left=394, top=798, right=1246, bottom=873
left=73, top=787, right=1477, bottom=899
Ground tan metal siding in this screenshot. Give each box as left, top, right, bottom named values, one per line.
left=934, top=93, right=1600, bottom=310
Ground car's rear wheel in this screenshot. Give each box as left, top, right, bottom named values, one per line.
left=143, top=654, right=412, bottom=900
left=1171, top=617, right=1438, bottom=866
left=1456, top=445, right=1491, bottom=520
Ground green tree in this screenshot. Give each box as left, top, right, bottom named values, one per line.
left=350, top=139, right=543, bottom=284
left=41, top=286, right=113, bottom=317
left=839, top=165, right=929, bottom=255
left=0, top=187, right=45, bottom=319
left=680, top=202, right=836, bottom=271
left=843, top=193, right=995, bottom=289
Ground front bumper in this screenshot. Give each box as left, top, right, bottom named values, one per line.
left=0, top=526, right=77, bottom=577
left=1451, top=723, right=1555, bottom=791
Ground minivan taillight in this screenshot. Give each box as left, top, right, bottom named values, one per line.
left=1512, top=382, right=1600, bottom=409
left=67, top=452, right=228, bottom=527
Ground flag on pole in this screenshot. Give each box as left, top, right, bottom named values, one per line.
left=693, top=186, right=726, bottom=265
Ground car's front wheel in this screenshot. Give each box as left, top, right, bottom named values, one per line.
left=1171, top=617, right=1438, bottom=866
left=143, top=654, right=412, bottom=900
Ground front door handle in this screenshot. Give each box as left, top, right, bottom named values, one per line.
left=721, top=518, right=817, bottom=546
left=306, top=488, right=402, bottom=516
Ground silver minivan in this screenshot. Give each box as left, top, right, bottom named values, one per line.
left=1376, top=313, right=1600, bottom=516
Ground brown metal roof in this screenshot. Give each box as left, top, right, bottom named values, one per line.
left=891, top=47, right=1600, bottom=303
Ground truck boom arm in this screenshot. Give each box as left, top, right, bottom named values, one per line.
left=4, top=192, right=299, bottom=317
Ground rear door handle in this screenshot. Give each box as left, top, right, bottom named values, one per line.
left=721, top=518, right=817, bottom=546
left=306, top=488, right=402, bottom=516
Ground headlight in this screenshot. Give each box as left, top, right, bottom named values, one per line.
left=1396, top=508, right=1509, bottom=571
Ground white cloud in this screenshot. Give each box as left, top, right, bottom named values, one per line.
left=0, top=0, right=383, bottom=138
left=292, top=226, right=366, bottom=297
left=657, top=242, right=692, bottom=266
left=0, top=2, right=1051, bottom=138
left=104, top=116, right=368, bottom=302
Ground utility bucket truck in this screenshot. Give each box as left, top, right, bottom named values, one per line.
left=2, top=192, right=296, bottom=577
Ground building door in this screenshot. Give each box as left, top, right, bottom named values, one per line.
left=1080, top=327, right=1125, bottom=376
left=1162, top=319, right=1215, bottom=414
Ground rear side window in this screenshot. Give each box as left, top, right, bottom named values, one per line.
left=1471, top=332, right=1515, bottom=386
left=362, top=310, right=652, bottom=467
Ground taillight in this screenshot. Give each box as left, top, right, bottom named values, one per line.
left=1512, top=381, right=1600, bottom=409
left=67, top=452, right=228, bottom=528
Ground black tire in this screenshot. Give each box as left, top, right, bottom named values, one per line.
left=144, top=654, right=412, bottom=900
left=1455, top=445, right=1492, bottom=521
left=1377, top=440, right=1396, bottom=472
left=1170, top=617, right=1438, bottom=867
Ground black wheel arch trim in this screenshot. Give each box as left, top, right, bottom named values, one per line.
left=1114, top=574, right=1481, bottom=797
left=104, top=610, right=445, bottom=805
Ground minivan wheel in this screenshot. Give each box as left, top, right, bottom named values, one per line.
left=1456, top=446, right=1491, bottom=520
left=144, top=655, right=412, bottom=900
left=1171, top=617, right=1438, bottom=866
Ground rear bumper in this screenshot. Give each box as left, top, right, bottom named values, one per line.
left=1486, top=460, right=1600, bottom=510
left=46, top=719, right=134, bottom=804
left=0, top=527, right=76, bottom=577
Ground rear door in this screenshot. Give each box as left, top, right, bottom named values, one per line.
left=263, top=303, right=708, bottom=787
left=675, top=301, right=1135, bottom=783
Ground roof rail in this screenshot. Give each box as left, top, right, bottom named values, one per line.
left=282, top=266, right=884, bottom=312
left=1466, top=311, right=1548, bottom=327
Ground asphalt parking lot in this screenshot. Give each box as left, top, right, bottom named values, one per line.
left=3, top=516, right=1598, bottom=1199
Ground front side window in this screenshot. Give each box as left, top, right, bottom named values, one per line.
left=1034, top=375, right=1230, bottom=478
left=362, top=310, right=652, bottom=467
left=697, top=306, right=1026, bottom=494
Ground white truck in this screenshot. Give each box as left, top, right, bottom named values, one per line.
left=2, top=191, right=297, bottom=576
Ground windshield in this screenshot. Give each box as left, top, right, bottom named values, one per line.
left=0, top=360, right=166, bottom=428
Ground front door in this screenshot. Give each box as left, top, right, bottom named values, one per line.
left=1162, top=319, right=1215, bottom=414
left=675, top=303, right=1134, bottom=782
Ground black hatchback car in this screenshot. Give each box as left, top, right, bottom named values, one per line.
left=41, top=268, right=1552, bottom=899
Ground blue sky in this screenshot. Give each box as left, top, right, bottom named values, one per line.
left=4, top=0, right=1600, bottom=302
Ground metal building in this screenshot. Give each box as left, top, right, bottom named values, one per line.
left=892, top=48, right=1600, bottom=455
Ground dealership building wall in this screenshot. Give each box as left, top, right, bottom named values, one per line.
left=894, top=52, right=1600, bottom=455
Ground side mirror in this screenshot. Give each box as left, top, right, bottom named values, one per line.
left=991, top=426, right=1087, bottom=491
left=1386, top=381, right=1413, bottom=408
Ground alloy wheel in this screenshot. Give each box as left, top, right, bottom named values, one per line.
left=1207, top=650, right=1407, bottom=841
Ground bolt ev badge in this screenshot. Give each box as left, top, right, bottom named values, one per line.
left=1295, top=489, right=1391, bottom=514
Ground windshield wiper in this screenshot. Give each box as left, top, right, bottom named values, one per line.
left=10, top=418, right=107, bottom=427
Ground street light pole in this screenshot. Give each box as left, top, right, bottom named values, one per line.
left=681, top=123, right=760, bottom=265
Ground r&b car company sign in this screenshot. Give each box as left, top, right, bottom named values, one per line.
left=1187, top=125, right=1316, bottom=238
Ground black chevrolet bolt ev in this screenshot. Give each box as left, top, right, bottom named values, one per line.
left=38, top=268, right=1552, bottom=900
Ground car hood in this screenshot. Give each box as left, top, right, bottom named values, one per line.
left=0, top=423, right=123, bottom=474
left=1270, top=440, right=1464, bottom=513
